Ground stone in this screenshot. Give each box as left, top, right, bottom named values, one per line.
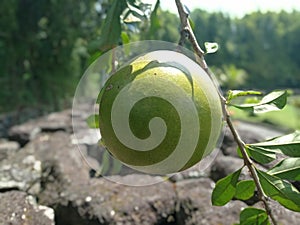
left=7, top=110, right=73, bottom=146
left=221, top=121, right=283, bottom=158
left=43, top=175, right=177, bottom=225
left=0, top=154, right=42, bottom=194
left=0, top=191, right=54, bottom=225
left=176, top=178, right=247, bottom=225
left=22, top=132, right=96, bottom=205
left=210, top=154, right=244, bottom=182
left=2, top=105, right=295, bottom=225
left=38, top=110, right=72, bottom=133
left=8, top=121, right=41, bottom=146
left=254, top=201, right=300, bottom=225
left=0, top=140, right=20, bottom=161
left=1, top=131, right=96, bottom=197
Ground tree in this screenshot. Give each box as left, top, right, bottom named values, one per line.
left=0, top=0, right=97, bottom=111
left=85, top=1, right=300, bottom=224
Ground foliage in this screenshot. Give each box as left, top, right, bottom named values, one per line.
left=228, top=90, right=287, bottom=114
left=82, top=1, right=300, bottom=224
left=210, top=91, right=300, bottom=223
left=211, top=168, right=242, bottom=206
left=1, top=1, right=300, bottom=113
left=229, top=101, right=300, bottom=130
left=79, top=0, right=300, bottom=224
left=211, top=65, right=248, bottom=89
left=191, top=10, right=300, bottom=91
left=239, top=208, right=270, bottom=225
left=0, top=0, right=98, bottom=111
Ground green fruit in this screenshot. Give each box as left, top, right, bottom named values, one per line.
left=98, top=50, right=223, bottom=175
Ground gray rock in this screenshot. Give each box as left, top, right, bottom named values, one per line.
left=0, top=140, right=20, bottom=161
left=0, top=154, right=42, bottom=194
left=7, top=110, right=73, bottom=146
left=210, top=154, right=244, bottom=182
left=38, top=110, right=72, bottom=133
left=46, top=175, right=176, bottom=225
left=2, top=105, right=296, bottom=225
left=1, top=131, right=96, bottom=198
left=0, top=191, right=55, bottom=225
left=21, top=132, right=96, bottom=205
left=176, top=178, right=247, bottom=225
left=8, top=121, right=41, bottom=146
left=254, top=201, right=300, bottom=225
left=221, top=121, right=283, bottom=158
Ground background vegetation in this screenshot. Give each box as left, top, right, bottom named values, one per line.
left=1, top=0, right=299, bottom=129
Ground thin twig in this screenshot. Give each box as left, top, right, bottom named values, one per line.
left=174, top=0, right=277, bottom=224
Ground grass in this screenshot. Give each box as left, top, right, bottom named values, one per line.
left=229, top=95, right=300, bottom=131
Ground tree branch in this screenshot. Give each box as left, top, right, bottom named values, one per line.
left=174, top=0, right=277, bottom=224
left=175, top=0, right=207, bottom=71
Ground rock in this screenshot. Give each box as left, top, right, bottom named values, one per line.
left=176, top=178, right=247, bottom=225
left=1, top=131, right=96, bottom=197
left=210, top=154, right=244, bottom=182
left=2, top=105, right=295, bottom=225
left=0, top=108, right=43, bottom=138
left=221, top=121, right=283, bottom=158
left=0, top=154, right=42, bottom=194
left=254, top=201, right=300, bottom=225
left=21, top=132, right=96, bottom=205
left=43, top=175, right=176, bottom=225
left=0, top=191, right=54, bottom=225
left=38, top=110, right=72, bottom=133
left=0, top=140, right=20, bottom=161
left=7, top=110, right=73, bottom=146
left=8, top=121, right=41, bottom=146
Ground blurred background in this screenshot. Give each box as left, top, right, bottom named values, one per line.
left=0, top=0, right=299, bottom=130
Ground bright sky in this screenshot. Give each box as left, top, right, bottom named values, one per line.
left=158, top=0, right=300, bottom=18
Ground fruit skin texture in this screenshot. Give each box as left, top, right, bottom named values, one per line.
left=98, top=50, right=223, bottom=175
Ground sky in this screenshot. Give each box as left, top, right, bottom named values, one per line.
left=157, top=0, right=300, bottom=18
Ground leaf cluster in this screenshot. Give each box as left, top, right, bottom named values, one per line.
left=83, top=1, right=300, bottom=224
left=212, top=90, right=300, bottom=224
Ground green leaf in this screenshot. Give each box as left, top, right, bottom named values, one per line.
left=246, top=145, right=277, bottom=164
left=123, top=1, right=148, bottom=23
left=236, top=147, right=244, bottom=159
left=121, top=31, right=130, bottom=44
left=240, top=207, right=270, bottom=225
left=97, top=0, right=127, bottom=52
left=250, top=131, right=300, bottom=157
left=211, top=168, right=242, bottom=206
left=147, top=0, right=160, bottom=38
left=86, top=114, right=99, bottom=129
left=204, top=42, right=219, bottom=54
left=227, top=90, right=262, bottom=102
left=231, top=90, right=287, bottom=114
left=268, top=158, right=300, bottom=181
left=235, top=180, right=256, bottom=200
left=121, top=31, right=130, bottom=55
left=256, top=169, right=300, bottom=212
left=122, top=8, right=143, bottom=23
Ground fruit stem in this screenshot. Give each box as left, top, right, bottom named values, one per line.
left=175, top=1, right=278, bottom=224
